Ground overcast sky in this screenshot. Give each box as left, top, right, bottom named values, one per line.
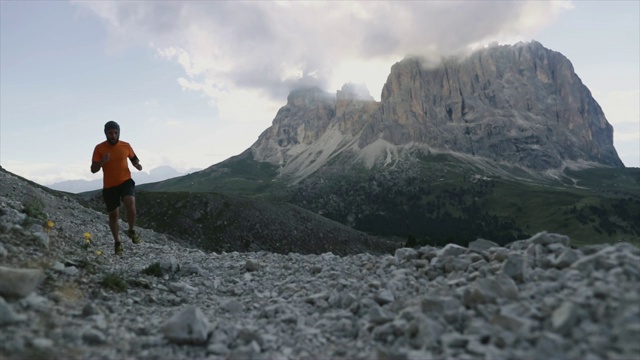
left=1, top=1, right=638, bottom=187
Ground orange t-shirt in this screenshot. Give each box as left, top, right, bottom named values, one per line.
left=92, top=140, right=136, bottom=188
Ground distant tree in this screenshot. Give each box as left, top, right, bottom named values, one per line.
left=405, top=235, right=417, bottom=248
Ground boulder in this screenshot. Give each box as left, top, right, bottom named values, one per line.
left=161, top=306, right=211, bottom=345
left=0, top=266, right=45, bottom=299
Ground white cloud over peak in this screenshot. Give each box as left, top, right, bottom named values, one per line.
left=76, top=1, right=572, bottom=106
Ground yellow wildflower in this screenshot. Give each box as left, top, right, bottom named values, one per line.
left=95, top=250, right=103, bottom=256
left=43, top=220, right=55, bottom=234
left=83, top=232, right=92, bottom=240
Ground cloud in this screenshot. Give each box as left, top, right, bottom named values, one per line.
left=164, top=119, right=183, bottom=128
left=75, top=1, right=572, bottom=105
left=599, top=90, right=640, bottom=125
left=595, top=89, right=640, bottom=166
left=616, top=131, right=640, bottom=142
left=144, top=99, right=158, bottom=107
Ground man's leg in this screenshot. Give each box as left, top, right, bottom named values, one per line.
left=123, top=194, right=141, bottom=243
left=103, top=186, right=121, bottom=248
left=123, top=195, right=136, bottom=233
left=108, top=208, right=120, bottom=244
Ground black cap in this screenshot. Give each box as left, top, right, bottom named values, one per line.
left=104, top=121, right=120, bottom=132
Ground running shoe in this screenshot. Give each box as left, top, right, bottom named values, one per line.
left=114, top=242, right=124, bottom=255
left=128, top=230, right=142, bottom=244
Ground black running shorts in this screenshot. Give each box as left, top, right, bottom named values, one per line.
left=102, top=178, right=136, bottom=212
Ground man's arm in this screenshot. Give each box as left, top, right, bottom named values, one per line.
left=91, top=153, right=110, bottom=173
left=90, top=161, right=101, bottom=174
left=130, top=155, right=143, bottom=171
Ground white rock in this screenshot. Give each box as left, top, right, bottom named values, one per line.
left=552, top=301, right=578, bottom=335
left=0, top=297, right=27, bottom=325
left=161, top=306, right=210, bottom=345
left=0, top=266, right=45, bottom=299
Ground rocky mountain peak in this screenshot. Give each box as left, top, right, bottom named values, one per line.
left=286, top=87, right=334, bottom=107
left=250, top=87, right=338, bottom=173
left=336, top=83, right=376, bottom=118
left=252, top=41, right=623, bottom=179
left=378, top=40, right=622, bottom=169
left=337, top=83, right=374, bottom=102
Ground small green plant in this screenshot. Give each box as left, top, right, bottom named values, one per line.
left=23, top=200, right=47, bottom=222
left=77, top=258, right=98, bottom=274
left=22, top=348, right=52, bottom=360
left=141, top=262, right=164, bottom=277
left=128, top=278, right=152, bottom=289
left=100, top=272, right=127, bottom=292
left=405, top=235, right=417, bottom=248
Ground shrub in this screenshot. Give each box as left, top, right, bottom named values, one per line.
left=100, top=272, right=127, bottom=292
left=141, top=262, right=163, bottom=277
left=405, top=235, right=417, bottom=248
left=23, top=200, right=47, bottom=220
left=77, top=259, right=97, bottom=274
left=22, top=348, right=51, bottom=360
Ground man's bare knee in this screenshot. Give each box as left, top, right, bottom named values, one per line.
left=123, top=196, right=135, bottom=206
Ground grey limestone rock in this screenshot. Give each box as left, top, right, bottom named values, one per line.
left=553, top=248, right=580, bottom=269
left=161, top=306, right=211, bottom=345
left=245, top=259, right=261, bottom=272
left=221, top=299, right=244, bottom=314
left=369, top=305, right=394, bottom=325
left=439, top=243, right=469, bottom=257
left=530, top=231, right=571, bottom=247
left=159, top=256, right=180, bottom=274
left=31, top=337, right=54, bottom=350
left=0, top=266, right=45, bottom=299
left=83, top=328, right=107, bottom=345
left=0, top=296, right=26, bottom=325
left=468, top=238, right=500, bottom=252
left=1, top=168, right=639, bottom=360
left=501, top=254, right=525, bottom=282
left=31, top=230, right=50, bottom=249
left=168, top=281, right=199, bottom=294
left=552, top=301, right=579, bottom=335
left=373, top=290, right=395, bottom=305
left=394, top=247, right=419, bottom=262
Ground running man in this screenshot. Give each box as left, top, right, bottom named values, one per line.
left=91, top=121, right=143, bottom=255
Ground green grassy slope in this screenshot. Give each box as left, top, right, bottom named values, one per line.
left=132, top=190, right=397, bottom=255
left=139, top=151, right=284, bottom=198
left=135, top=153, right=640, bottom=248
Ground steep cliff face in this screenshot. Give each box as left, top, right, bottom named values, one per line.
left=139, top=42, right=636, bottom=245
left=251, top=88, right=336, bottom=166
left=252, top=84, right=380, bottom=178
left=378, top=41, right=623, bottom=169
left=251, top=41, right=623, bottom=179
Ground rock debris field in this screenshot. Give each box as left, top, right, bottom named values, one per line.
left=1, top=169, right=639, bottom=360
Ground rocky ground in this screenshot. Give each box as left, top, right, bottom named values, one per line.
left=1, top=168, right=639, bottom=360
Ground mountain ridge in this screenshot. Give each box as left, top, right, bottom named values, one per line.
left=47, top=166, right=196, bottom=194
left=1, top=165, right=398, bottom=255
left=138, top=41, right=638, bottom=246
left=250, top=41, right=622, bottom=181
